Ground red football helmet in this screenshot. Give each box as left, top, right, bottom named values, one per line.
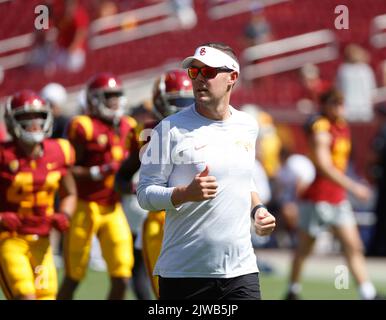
left=86, top=72, right=126, bottom=123
left=5, top=90, right=53, bottom=144
left=152, top=69, right=194, bottom=119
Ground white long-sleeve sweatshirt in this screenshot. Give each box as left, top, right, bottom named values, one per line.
left=137, top=104, right=259, bottom=278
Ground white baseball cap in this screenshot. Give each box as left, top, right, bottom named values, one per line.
left=181, top=46, right=240, bottom=73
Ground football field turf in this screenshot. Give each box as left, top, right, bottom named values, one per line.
left=1, top=260, right=385, bottom=300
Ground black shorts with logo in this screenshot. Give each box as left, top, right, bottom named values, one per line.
left=159, top=272, right=261, bottom=300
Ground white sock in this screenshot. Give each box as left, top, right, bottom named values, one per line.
left=358, top=282, right=376, bottom=300
left=289, top=283, right=302, bottom=294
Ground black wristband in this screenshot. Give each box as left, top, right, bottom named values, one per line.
left=251, top=204, right=266, bottom=220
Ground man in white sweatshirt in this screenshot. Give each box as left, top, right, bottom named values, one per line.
left=137, top=42, right=276, bottom=300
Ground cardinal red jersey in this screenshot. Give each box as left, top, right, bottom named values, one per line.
left=302, top=115, right=351, bottom=204
left=67, top=115, right=138, bottom=205
left=0, top=139, right=75, bottom=235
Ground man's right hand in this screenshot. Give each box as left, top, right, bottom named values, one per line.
left=0, top=212, right=22, bottom=231
left=171, top=166, right=218, bottom=206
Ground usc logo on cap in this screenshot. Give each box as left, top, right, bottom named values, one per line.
left=200, top=48, right=206, bottom=56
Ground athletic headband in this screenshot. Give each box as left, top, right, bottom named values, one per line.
left=181, top=46, right=240, bottom=73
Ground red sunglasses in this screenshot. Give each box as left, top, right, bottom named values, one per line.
left=188, top=66, right=233, bottom=80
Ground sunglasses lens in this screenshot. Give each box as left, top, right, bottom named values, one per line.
left=188, top=67, right=223, bottom=79
left=201, top=67, right=217, bottom=79
left=188, top=68, right=199, bottom=79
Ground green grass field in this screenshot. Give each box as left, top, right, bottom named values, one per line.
left=260, top=273, right=386, bottom=300
left=1, top=268, right=385, bottom=300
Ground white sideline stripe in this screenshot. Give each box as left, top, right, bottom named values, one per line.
left=256, top=249, right=386, bottom=282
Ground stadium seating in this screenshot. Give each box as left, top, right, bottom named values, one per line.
left=0, top=0, right=385, bottom=110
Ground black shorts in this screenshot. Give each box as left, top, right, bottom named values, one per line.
left=158, top=272, right=261, bottom=300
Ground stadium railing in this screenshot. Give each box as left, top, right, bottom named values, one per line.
left=207, top=0, right=289, bottom=20
left=241, top=29, right=339, bottom=81
left=0, top=33, right=35, bottom=70
left=370, top=13, right=386, bottom=104
left=89, top=2, right=180, bottom=50
left=370, top=13, right=386, bottom=49
left=0, top=2, right=181, bottom=70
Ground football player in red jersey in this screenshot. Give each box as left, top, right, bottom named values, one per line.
left=0, top=90, right=77, bottom=300
left=58, top=73, right=137, bottom=300
left=115, top=69, right=195, bottom=298
left=285, top=88, right=381, bottom=300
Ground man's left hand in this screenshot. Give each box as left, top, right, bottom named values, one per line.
left=253, top=208, right=276, bottom=236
